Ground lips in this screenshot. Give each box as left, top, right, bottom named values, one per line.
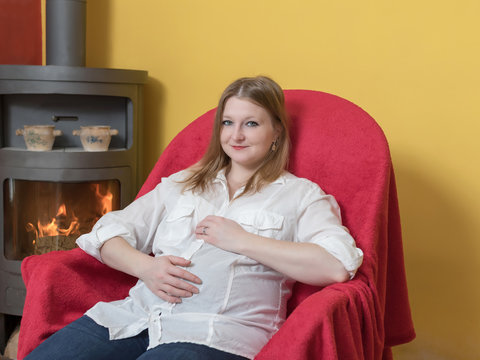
left=232, top=145, right=247, bottom=150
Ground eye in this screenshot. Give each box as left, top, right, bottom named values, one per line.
left=246, top=121, right=259, bottom=127
left=222, top=120, right=233, bottom=126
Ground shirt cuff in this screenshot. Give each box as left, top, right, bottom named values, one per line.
left=318, top=240, right=364, bottom=279
left=76, top=223, right=137, bottom=263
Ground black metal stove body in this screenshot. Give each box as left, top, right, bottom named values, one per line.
left=0, top=64, right=147, bottom=348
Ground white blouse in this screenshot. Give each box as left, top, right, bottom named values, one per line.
left=76, top=169, right=363, bottom=359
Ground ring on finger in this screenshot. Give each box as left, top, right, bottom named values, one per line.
left=202, top=226, right=207, bottom=235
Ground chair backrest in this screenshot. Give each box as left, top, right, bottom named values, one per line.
left=138, top=89, right=391, bottom=310
left=18, top=90, right=411, bottom=360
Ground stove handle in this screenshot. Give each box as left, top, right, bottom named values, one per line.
left=52, top=115, right=79, bottom=122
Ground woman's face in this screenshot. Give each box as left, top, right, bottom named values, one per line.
left=220, top=97, right=279, bottom=174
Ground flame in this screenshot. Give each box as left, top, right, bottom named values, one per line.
left=94, top=184, right=113, bottom=215
left=26, top=204, right=80, bottom=241
left=56, top=204, right=67, bottom=217
left=25, top=185, right=114, bottom=242
left=25, top=223, right=38, bottom=244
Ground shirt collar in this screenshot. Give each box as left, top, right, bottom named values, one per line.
left=212, top=168, right=287, bottom=186
left=213, top=168, right=228, bottom=185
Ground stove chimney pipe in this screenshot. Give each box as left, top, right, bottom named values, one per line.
left=46, top=0, right=86, bottom=66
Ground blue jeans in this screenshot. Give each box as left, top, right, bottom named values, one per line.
left=25, top=315, right=249, bottom=360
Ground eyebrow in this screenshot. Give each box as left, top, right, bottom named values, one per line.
left=222, top=115, right=258, bottom=121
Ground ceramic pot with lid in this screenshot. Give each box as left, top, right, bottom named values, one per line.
left=16, top=125, right=63, bottom=151
left=73, top=126, right=119, bottom=151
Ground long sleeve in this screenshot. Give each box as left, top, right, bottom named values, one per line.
left=296, top=184, right=364, bottom=278
left=76, top=179, right=169, bottom=262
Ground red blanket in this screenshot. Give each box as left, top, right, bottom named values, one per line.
left=17, top=90, right=415, bottom=359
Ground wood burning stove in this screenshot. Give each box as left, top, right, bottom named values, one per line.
left=0, top=64, right=147, bottom=350
left=0, top=0, right=148, bottom=350
left=0, top=66, right=148, bottom=354
left=0, top=64, right=147, bottom=320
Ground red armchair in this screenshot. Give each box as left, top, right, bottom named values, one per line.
left=18, top=89, right=415, bottom=359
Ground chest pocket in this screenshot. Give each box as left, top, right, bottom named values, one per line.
left=157, top=194, right=216, bottom=251
left=160, top=203, right=196, bottom=247
left=237, top=210, right=284, bottom=238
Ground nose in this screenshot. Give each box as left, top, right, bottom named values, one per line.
left=232, top=124, right=245, bottom=141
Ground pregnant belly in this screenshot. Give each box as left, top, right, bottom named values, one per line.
left=173, top=243, right=285, bottom=323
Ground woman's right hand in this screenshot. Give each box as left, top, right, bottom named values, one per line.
left=100, top=237, right=202, bottom=304
left=137, top=255, right=202, bottom=303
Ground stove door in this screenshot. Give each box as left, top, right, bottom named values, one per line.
left=4, top=179, right=120, bottom=260
left=0, top=166, right=132, bottom=316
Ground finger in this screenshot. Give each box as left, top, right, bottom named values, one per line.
left=197, top=216, right=218, bottom=229
left=160, top=283, right=195, bottom=298
left=195, top=223, right=209, bottom=232
left=169, top=266, right=202, bottom=286
left=167, top=255, right=192, bottom=267
left=194, top=225, right=210, bottom=238
left=156, top=290, right=182, bottom=304
left=194, top=226, right=204, bottom=236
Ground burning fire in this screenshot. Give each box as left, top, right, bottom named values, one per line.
left=26, top=184, right=114, bottom=244
left=25, top=203, right=80, bottom=243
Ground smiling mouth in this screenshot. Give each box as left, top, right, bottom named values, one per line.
left=232, top=145, right=247, bottom=150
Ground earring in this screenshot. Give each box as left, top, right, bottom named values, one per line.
left=271, top=139, right=278, bottom=151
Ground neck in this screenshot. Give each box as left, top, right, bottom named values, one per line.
left=226, top=165, right=255, bottom=185
left=225, top=166, right=255, bottom=199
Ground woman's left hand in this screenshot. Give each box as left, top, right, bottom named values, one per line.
left=196, top=216, right=350, bottom=286
left=195, top=215, right=249, bottom=253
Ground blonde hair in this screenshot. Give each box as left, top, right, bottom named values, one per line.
left=182, top=76, right=290, bottom=197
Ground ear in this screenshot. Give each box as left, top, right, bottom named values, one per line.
left=273, top=123, right=282, bottom=139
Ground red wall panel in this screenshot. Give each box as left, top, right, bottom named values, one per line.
left=0, top=0, right=42, bottom=65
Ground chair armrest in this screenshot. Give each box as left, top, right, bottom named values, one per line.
left=17, top=248, right=136, bottom=359
left=255, top=280, right=383, bottom=360
left=18, top=252, right=384, bottom=360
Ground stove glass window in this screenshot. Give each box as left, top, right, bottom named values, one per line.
left=3, top=179, right=120, bottom=260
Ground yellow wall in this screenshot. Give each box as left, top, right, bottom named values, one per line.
left=85, top=1, right=480, bottom=358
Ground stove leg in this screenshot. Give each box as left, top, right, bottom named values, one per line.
left=0, top=313, right=5, bottom=354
